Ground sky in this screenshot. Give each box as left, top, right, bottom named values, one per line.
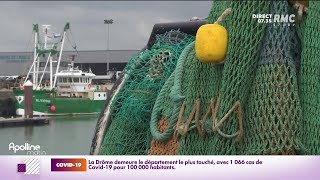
left=0, top=1, right=212, bottom=52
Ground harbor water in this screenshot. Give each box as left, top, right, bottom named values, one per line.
left=0, top=115, right=97, bottom=155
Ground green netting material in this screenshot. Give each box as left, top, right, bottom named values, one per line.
left=99, top=31, right=195, bottom=155
left=150, top=1, right=271, bottom=155
left=208, top=1, right=271, bottom=154
left=150, top=41, right=224, bottom=154
left=239, top=0, right=304, bottom=155
left=175, top=1, right=227, bottom=155
left=98, top=0, right=320, bottom=155
left=298, top=1, right=320, bottom=155
left=150, top=42, right=195, bottom=143
left=174, top=43, right=224, bottom=155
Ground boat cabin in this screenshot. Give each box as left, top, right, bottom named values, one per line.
left=56, top=68, right=107, bottom=100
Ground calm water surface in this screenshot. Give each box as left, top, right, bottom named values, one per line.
left=0, top=116, right=98, bottom=155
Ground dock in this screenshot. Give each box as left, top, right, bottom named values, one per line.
left=0, top=117, right=50, bottom=128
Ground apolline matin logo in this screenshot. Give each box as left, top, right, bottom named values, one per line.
left=9, top=142, right=46, bottom=155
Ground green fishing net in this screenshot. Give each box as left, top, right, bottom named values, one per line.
left=148, top=71, right=179, bottom=155
left=211, top=1, right=271, bottom=154
left=150, top=1, right=271, bottom=155
left=150, top=43, right=223, bottom=154
left=98, top=0, right=320, bottom=155
left=239, top=0, right=304, bottom=155
left=298, top=1, right=320, bottom=155
left=149, top=41, right=223, bottom=155
left=148, top=0, right=228, bottom=155
left=99, top=30, right=195, bottom=155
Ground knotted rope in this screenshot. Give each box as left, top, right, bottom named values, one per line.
left=173, top=96, right=244, bottom=142
left=214, top=8, right=232, bottom=24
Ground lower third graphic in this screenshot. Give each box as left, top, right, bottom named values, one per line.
left=17, top=159, right=40, bottom=174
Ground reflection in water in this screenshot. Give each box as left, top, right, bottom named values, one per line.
left=24, top=126, right=33, bottom=141
left=0, top=116, right=98, bottom=155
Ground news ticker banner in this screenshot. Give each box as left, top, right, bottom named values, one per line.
left=0, top=156, right=319, bottom=180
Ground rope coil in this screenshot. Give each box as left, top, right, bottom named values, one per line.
left=150, top=42, right=195, bottom=142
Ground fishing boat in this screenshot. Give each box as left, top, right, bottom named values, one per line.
left=13, top=23, right=116, bottom=116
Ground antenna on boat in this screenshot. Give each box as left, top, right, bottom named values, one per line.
left=70, top=54, right=76, bottom=71
left=42, top=25, right=52, bottom=49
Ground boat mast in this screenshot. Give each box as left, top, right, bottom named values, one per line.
left=24, top=23, right=69, bottom=90
left=36, top=52, right=51, bottom=90
left=50, top=55, right=53, bottom=89
left=53, top=22, right=69, bottom=88
left=33, top=24, right=38, bottom=88
left=41, top=25, right=51, bottom=89
left=24, top=24, right=39, bottom=86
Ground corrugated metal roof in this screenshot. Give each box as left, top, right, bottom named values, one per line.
left=63, top=50, right=140, bottom=63
left=0, top=50, right=140, bottom=75
left=0, top=50, right=140, bottom=63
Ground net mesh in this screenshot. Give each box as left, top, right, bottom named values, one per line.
left=239, top=0, right=304, bottom=155
left=148, top=117, right=179, bottom=155
left=148, top=69, right=179, bottom=155
left=150, top=0, right=271, bottom=155
left=99, top=30, right=195, bottom=155
left=158, top=1, right=228, bottom=155
left=98, top=0, right=320, bottom=155
left=209, top=1, right=271, bottom=154
left=298, top=1, right=320, bottom=155
left=176, top=44, right=223, bottom=155
left=149, top=41, right=224, bottom=155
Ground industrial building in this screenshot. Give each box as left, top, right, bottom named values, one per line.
left=0, top=50, right=140, bottom=76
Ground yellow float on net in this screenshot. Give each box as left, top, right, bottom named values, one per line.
left=195, top=8, right=231, bottom=64
left=195, top=23, right=228, bottom=64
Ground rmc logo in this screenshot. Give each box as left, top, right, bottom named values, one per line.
left=252, top=14, right=296, bottom=26
left=273, top=14, right=295, bottom=24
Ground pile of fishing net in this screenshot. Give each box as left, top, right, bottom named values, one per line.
left=99, top=30, right=195, bottom=155
left=99, top=0, right=320, bottom=155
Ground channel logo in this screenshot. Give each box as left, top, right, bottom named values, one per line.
left=17, top=159, right=40, bottom=174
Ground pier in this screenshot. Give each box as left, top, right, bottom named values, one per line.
left=0, top=117, right=49, bottom=128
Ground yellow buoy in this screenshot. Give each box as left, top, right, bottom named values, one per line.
left=195, top=23, right=228, bottom=64
left=195, top=8, right=231, bottom=64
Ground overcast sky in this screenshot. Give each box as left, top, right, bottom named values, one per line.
left=0, top=1, right=212, bottom=52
